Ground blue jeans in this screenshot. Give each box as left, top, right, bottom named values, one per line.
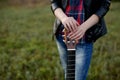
left=55, top=34, right=93, bottom=80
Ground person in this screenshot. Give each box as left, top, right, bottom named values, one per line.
left=50, top=0, right=111, bottom=80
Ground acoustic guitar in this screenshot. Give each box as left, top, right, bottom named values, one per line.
left=62, top=29, right=78, bottom=80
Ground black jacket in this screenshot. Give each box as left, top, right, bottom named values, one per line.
left=50, top=0, right=111, bottom=42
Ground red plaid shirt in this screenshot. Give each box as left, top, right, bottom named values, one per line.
left=65, top=0, right=85, bottom=25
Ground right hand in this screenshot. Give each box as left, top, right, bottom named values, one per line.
left=61, top=17, right=79, bottom=32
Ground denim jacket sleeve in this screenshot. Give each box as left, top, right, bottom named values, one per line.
left=95, top=0, right=111, bottom=19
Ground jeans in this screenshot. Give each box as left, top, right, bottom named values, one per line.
left=55, top=34, right=93, bottom=80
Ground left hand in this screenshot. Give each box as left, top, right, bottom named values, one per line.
left=67, top=24, right=88, bottom=41
left=67, top=14, right=99, bottom=41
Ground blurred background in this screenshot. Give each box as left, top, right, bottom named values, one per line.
left=0, top=0, right=120, bottom=80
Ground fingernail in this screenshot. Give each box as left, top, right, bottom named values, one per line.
left=67, top=36, right=69, bottom=38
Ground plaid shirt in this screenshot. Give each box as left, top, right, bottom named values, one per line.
left=65, top=0, right=85, bottom=25
left=57, top=0, right=85, bottom=35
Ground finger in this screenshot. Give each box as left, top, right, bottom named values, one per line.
left=68, top=32, right=72, bottom=37
left=72, top=21, right=79, bottom=31
left=75, top=33, right=84, bottom=40
left=63, top=23, right=69, bottom=31
left=72, top=31, right=84, bottom=40
left=69, top=19, right=77, bottom=31
left=71, top=32, right=82, bottom=40
left=73, top=19, right=79, bottom=25
left=69, top=30, right=82, bottom=39
left=70, top=20, right=75, bottom=31
left=68, top=30, right=83, bottom=40
left=75, top=39, right=79, bottom=44
left=66, top=21, right=72, bottom=31
left=75, top=31, right=83, bottom=38
left=70, top=19, right=79, bottom=30
left=64, top=22, right=70, bottom=32
left=67, top=30, right=76, bottom=37
left=69, top=17, right=76, bottom=31
left=73, top=19, right=79, bottom=29
left=76, top=22, right=79, bottom=26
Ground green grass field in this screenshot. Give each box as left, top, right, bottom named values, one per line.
left=0, top=2, right=120, bottom=80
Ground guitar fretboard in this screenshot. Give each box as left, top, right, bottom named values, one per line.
left=66, top=50, right=76, bottom=80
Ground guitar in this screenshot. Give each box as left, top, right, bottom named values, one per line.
left=62, top=29, right=78, bottom=80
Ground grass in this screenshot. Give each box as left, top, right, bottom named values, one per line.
left=0, top=2, right=120, bottom=80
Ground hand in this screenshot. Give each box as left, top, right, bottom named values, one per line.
left=67, top=14, right=99, bottom=41
left=61, top=17, right=79, bottom=32
left=68, top=24, right=88, bottom=41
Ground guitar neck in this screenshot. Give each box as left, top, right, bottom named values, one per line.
left=66, top=50, right=76, bottom=80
